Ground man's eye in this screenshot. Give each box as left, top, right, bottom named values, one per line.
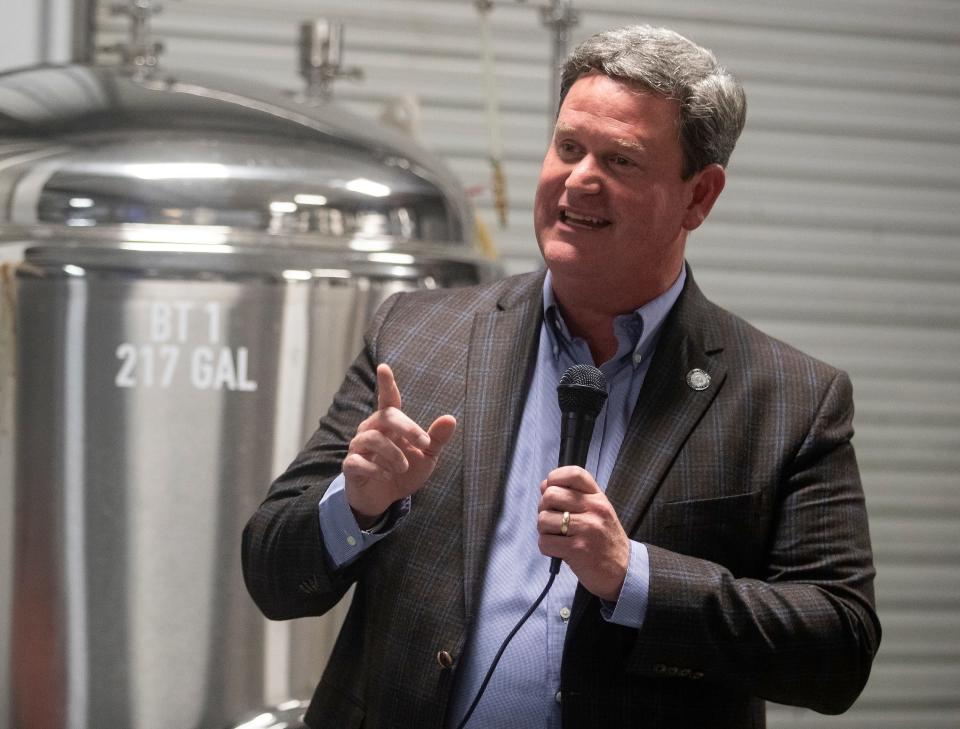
left=610, top=155, right=634, bottom=167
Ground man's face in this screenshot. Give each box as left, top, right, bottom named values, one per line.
left=534, top=72, right=718, bottom=305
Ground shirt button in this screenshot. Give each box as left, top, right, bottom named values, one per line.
left=346, top=535, right=357, bottom=547
left=559, top=606, right=571, bottom=622
left=555, top=690, right=562, bottom=704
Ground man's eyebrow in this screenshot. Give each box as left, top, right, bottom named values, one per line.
left=612, top=137, right=646, bottom=154
left=553, top=122, right=646, bottom=154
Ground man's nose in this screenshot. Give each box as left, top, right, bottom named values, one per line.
left=564, top=155, right=602, bottom=194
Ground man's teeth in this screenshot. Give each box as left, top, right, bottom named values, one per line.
left=563, top=210, right=607, bottom=226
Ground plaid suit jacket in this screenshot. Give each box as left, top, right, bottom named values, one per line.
left=242, top=268, right=880, bottom=729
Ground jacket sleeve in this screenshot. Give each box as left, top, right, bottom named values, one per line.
left=240, top=293, right=401, bottom=621
left=631, top=370, right=881, bottom=714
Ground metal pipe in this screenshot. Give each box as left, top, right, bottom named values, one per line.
left=299, top=18, right=363, bottom=100
left=71, top=0, right=97, bottom=64
left=539, top=0, right=579, bottom=123
left=97, top=0, right=165, bottom=77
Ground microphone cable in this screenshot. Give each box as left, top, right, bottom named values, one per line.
left=455, top=365, right=606, bottom=728
left=452, top=570, right=557, bottom=729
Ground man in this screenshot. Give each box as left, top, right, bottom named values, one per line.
left=243, top=25, right=880, bottom=728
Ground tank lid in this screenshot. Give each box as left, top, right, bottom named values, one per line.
left=0, top=63, right=475, bottom=250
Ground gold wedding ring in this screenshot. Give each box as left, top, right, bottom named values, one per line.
left=560, top=510, right=570, bottom=536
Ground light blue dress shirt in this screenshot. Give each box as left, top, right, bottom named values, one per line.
left=318, top=268, right=686, bottom=728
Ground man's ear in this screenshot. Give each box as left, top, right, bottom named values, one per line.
left=682, top=163, right=726, bottom=232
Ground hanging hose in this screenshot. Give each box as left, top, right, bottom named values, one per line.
left=476, top=0, right=508, bottom=229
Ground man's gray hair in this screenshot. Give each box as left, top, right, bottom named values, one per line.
left=560, top=25, right=747, bottom=178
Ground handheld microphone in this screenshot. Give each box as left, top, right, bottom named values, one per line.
left=552, top=364, right=608, bottom=574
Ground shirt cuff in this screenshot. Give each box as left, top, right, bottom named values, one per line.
left=318, top=473, right=409, bottom=569
left=599, top=540, right=649, bottom=629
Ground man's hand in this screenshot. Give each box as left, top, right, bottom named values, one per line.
left=537, top=466, right=630, bottom=601
left=343, top=363, right=456, bottom=528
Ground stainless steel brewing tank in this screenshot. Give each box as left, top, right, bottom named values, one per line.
left=11, top=241, right=489, bottom=729
left=1, top=62, right=499, bottom=729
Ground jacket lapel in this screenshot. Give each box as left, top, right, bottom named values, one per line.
left=606, top=274, right=727, bottom=531
left=571, top=272, right=728, bottom=620
left=461, top=273, right=545, bottom=623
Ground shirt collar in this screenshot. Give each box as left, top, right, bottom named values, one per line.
left=542, top=266, right=687, bottom=368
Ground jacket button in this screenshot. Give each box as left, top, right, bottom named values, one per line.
left=555, top=690, right=562, bottom=704
left=654, top=663, right=667, bottom=675
left=437, top=650, right=454, bottom=669
left=691, top=670, right=704, bottom=680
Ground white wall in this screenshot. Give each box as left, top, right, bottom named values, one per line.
left=0, top=0, right=74, bottom=71
left=0, top=3, right=43, bottom=71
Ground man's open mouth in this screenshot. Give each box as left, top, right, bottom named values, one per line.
left=560, top=209, right=611, bottom=229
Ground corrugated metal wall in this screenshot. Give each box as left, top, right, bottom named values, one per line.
left=96, top=2, right=960, bottom=727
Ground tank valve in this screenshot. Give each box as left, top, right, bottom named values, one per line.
left=299, top=19, right=364, bottom=100
left=99, top=0, right=166, bottom=78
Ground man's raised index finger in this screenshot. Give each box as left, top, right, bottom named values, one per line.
left=376, top=363, right=402, bottom=411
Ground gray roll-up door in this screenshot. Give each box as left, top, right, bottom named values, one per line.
left=94, top=2, right=960, bottom=726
